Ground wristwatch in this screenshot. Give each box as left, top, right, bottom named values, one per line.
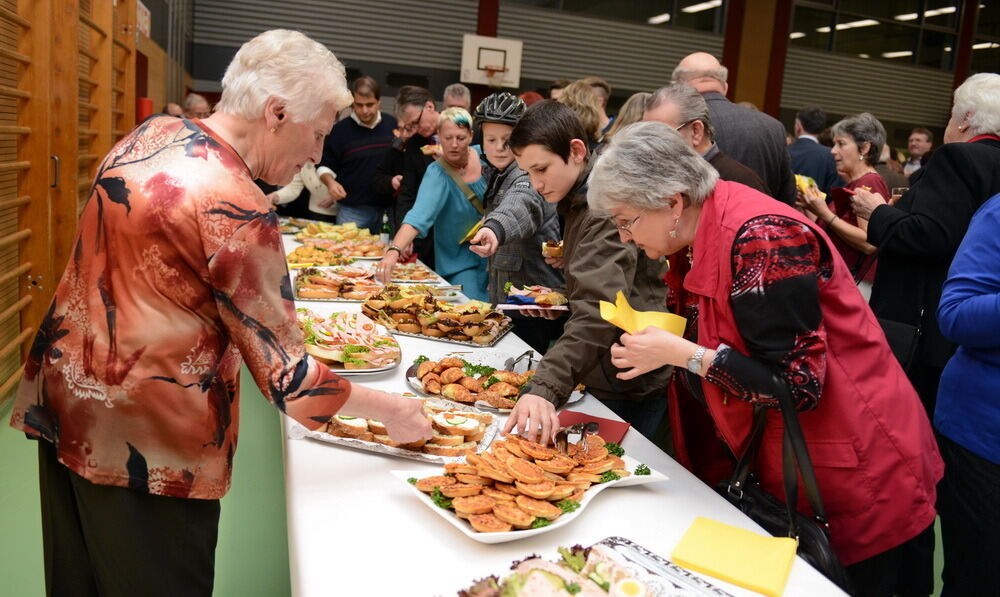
left=686, top=346, right=707, bottom=374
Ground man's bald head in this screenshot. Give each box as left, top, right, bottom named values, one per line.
left=672, top=52, right=728, bottom=95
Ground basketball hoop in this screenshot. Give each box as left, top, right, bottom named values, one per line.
left=483, top=64, right=508, bottom=88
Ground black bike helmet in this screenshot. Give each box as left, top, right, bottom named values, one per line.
left=474, top=91, right=526, bottom=127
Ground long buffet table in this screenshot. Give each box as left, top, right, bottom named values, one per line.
left=279, top=234, right=846, bottom=596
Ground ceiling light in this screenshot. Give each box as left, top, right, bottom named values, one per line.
left=881, top=50, right=914, bottom=58
left=944, top=46, right=952, bottom=52
left=816, top=19, right=880, bottom=33
left=647, top=12, right=671, bottom=24
left=972, top=42, right=999, bottom=50
left=858, top=53, right=871, bottom=59
left=681, top=1, right=722, bottom=14
left=895, top=6, right=956, bottom=21
left=789, top=32, right=806, bottom=39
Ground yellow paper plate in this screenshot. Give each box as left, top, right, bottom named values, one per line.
left=599, top=290, right=686, bottom=336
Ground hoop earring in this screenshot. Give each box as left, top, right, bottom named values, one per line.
left=668, top=217, right=680, bottom=239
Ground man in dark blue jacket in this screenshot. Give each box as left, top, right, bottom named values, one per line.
left=318, top=76, right=397, bottom=234
left=788, top=106, right=843, bottom=195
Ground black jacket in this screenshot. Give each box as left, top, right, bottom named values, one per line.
left=868, top=137, right=1000, bottom=368
left=787, top=136, right=843, bottom=195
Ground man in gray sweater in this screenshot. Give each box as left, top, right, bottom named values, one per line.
left=673, top=52, right=796, bottom=206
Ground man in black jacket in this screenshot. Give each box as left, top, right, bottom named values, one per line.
left=672, top=52, right=796, bottom=206
left=788, top=106, right=843, bottom=195
left=393, top=85, right=441, bottom=268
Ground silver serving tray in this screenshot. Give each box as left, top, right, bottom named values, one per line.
left=390, top=319, right=513, bottom=348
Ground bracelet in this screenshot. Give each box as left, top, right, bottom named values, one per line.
left=386, top=244, right=403, bottom=254
left=826, top=214, right=839, bottom=226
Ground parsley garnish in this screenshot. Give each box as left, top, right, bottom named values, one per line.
left=530, top=517, right=552, bottom=529
left=604, top=442, right=624, bottom=457
left=430, top=488, right=453, bottom=509
left=407, top=477, right=418, bottom=485
left=634, top=464, right=651, bottom=476
left=413, top=355, right=430, bottom=365
left=556, top=499, right=581, bottom=513
left=461, top=359, right=496, bottom=378
left=504, top=281, right=515, bottom=294
left=483, top=375, right=501, bottom=388
left=599, top=470, right=621, bottom=484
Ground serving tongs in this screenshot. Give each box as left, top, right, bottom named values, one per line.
left=554, top=422, right=600, bottom=455
left=502, top=349, right=537, bottom=371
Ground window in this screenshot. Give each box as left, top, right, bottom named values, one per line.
left=789, top=1, right=963, bottom=69
left=502, top=0, right=727, bottom=33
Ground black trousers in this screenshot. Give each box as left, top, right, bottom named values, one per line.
left=37, top=441, right=220, bottom=597
left=937, top=434, right=1000, bottom=597
left=845, top=522, right=936, bottom=597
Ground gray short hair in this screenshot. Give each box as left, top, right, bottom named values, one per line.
left=952, top=73, right=1000, bottom=136
left=184, top=92, right=208, bottom=110
left=831, top=112, right=886, bottom=167
left=646, top=83, right=715, bottom=141
left=588, top=121, right=719, bottom=213
left=671, top=64, right=728, bottom=86
left=443, top=83, right=471, bottom=104
left=216, top=29, right=352, bottom=123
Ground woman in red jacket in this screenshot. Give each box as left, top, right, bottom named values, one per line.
left=590, top=121, right=942, bottom=596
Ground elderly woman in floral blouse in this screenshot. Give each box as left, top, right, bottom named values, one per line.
left=9, top=30, right=430, bottom=596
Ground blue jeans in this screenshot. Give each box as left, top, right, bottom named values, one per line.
left=598, top=395, right=668, bottom=442
left=336, top=204, right=383, bottom=235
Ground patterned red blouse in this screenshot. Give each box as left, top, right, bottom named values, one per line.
left=9, top=116, right=351, bottom=499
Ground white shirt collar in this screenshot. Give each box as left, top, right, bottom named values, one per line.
left=798, top=134, right=818, bottom=142
left=350, top=111, right=382, bottom=129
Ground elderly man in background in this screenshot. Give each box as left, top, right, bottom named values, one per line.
left=183, top=92, right=211, bottom=119
left=904, top=127, right=934, bottom=177
left=673, top=52, right=796, bottom=206
left=317, top=76, right=397, bottom=234
left=443, top=83, right=472, bottom=110
left=788, top=106, right=843, bottom=195
left=644, top=84, right=768, bottom=195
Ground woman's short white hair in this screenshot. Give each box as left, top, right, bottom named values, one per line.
left=588, top=121, right=719, bottom=213
left=952, top=73, right=1000, bottom=136
left=216, top=29, right=352, bottom=123
left=437, top=107, right=474, bottom=131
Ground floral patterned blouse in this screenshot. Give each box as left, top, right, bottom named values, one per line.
left=9, top=116, right=352, bottom=499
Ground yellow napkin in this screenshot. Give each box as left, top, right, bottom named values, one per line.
left=672, top=517, right=797, bottom=597
left=599, top=290, right=686, bottom=336
left=458, top=219, right=484, bottom=245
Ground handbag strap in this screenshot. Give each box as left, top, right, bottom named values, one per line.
left=436, top=157, right=484, bottom=215
left=771, top=376, right=831, bottom=528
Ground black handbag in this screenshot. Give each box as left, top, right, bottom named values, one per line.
left=853, top=225, right=923, bottom=373
left=715, top=378, right=853, bottom=593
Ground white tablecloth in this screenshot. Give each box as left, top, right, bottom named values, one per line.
left=279, top=235, right=846, bottom=596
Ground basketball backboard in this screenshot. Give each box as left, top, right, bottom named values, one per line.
left=460, top=34, right=523, bottom=88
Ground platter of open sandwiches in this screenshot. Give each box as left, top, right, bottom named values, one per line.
left=362, top=291, right=513, bottom=347
left=457, top=537, right=733, bottom=596
left=293, top=221, right=377, bottom=242
left=288, top=397, right=498, bottom=463
left=287, top=244, right=356, bottom=267
left=497, top=283, right=570, bottom=312
left=390, top=262, right=445, bottom=284
left=279, top=216, right=323, bottom=235
left=304, top=238, right=387, bottom=259
left=297, top=309, right=401, bottom=374
left=392, top=432, right=666, bottom=543
left=404, top=351, right=584, bottom=412
left=294, top=267, right=384, bottom=301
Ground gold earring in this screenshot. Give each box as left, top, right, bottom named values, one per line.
left=270, top=127, right=277, bottom=133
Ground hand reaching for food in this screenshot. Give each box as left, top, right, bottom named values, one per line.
left=381, top=393, right=434, bottom=444
left=468, top=227, right=499, bottom=257
left=503, top=394, right=559, bottom=445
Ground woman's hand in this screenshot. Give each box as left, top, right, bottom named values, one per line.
left=380, top=393, right=434, bottom=444
left=851, top=188, right=887, bottom=220
left=391, top=174, right=403, bottom=191
left=544, top=255, right=565, bottom=269
left=797, top=187, right=834, bottom=223
left=375, top=250, right=400, bottom=284
left=469, top=227, right=499, bottom=257
left=610, top=326, right=687, bottom=380
left=502, top=394, right=559, bottom=445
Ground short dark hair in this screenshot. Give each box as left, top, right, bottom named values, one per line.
left=548, top=79, right=570, bottom=94
left=396, top=85, right=433, bottom=109
left=351, top=76, right=380, bottom=100
left=910, top=127, right=934, bottom=144
left=509, top=100, right=587, bottom=162
left=796, top=107, right=827, bottom=134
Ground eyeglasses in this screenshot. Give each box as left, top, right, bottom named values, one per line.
left=674, top=119, right=695, bottom=132
left=401, top=107, right=425, bottom=133
left=614, top=213, right=643, bottom=234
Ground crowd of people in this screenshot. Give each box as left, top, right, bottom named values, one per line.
left=9, top=28, right=999, bottom=597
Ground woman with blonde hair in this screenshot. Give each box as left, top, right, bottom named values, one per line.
left=376, top=107, right=489, bottom=300
left=603, top=91, right=650, bottom=142
left=9, top=29, right=431, bottom=595
left=557, top=80, right=604, bottom=149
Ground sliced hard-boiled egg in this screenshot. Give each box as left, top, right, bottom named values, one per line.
left=609, top=577, right=647, bottom=597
